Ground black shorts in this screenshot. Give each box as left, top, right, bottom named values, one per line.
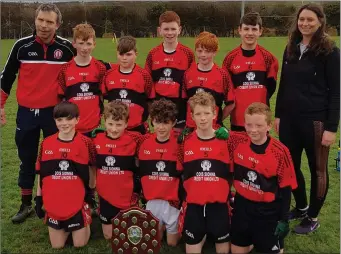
left=98, top=196, right=121, bottom=225
left=182, top=202, right=230, bottom=245
left=45, top=203, right=92, bottom=232
left=231, top=195, right=281, bottom=253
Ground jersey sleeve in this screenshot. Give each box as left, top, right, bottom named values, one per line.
left=182, top=70, right=189, bottom=99
left=83, top=136, right=97, bottom=166
left=176, top=141, right=185, bottom=171
left=97, top=60, right=108, bottom=84
left=100, top=71, right=109, bottom=96
left=35, top=140, right=45, bottom=174
left=141, top=69, right=155, bottom=99
left=57, top=64, right=68, bottom=98
left=220, top=68, right=235, bottom=105
left=277, top=146, right=297, bottom=190
left=144, top=51, right=153, bottom=75
left=266, top=53, right=279, bottom=80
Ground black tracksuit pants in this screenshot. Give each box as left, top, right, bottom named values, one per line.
left=16, top=106, right=57, bottom=204
left=279, top=115, right=329, bottom=218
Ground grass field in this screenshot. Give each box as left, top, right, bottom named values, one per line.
left=1, top=37, right=340, bottom=254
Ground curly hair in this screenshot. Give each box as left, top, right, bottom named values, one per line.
left=188, top=91, right=216, bottom=113
left=287, top=3, right=335, bottom=59
left=150, top=98, right=178, bottom=123
left=103, top=101, right=129, bottom=122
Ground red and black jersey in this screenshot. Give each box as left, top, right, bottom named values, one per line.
left=222, top=45, right=278, bottom=128
left=58, top=57, right=106, bottom=133
left=183, top=63, right=235, bottom=128
left=92, top=131, right=141, bottom=209
left=177, top=132, right=232, bottom=205
left=101, top=64, right=155, bottom=129
left=145, top=43, right=195, bottom=127
left=1, top=34, right=75, bottom=109
left=36, top=132, right=96, bottom=221
left=228, top=131, right=297, bottom=203
left=137, top=132, right=180, bottom=201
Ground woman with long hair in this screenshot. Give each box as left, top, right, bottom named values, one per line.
left=274, top=3, right=340, bottom=234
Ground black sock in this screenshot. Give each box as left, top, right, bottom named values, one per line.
left=21, top=194, right=32, bottom=206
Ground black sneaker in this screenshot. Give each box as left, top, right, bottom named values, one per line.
left=11, top=204, right=34, bottom=224
left=288, top=207, right=308, bottom=221
left=294, top=217, right=320, bottom=235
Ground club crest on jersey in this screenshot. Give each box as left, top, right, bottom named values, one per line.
left=105, top=156, right=116, bottom=166
left=247, top=171, right=257, bottom=182
left=54, top=49, right=63, bottom=59
left=156, top=161, right=166, bottom=172
left=119, top=89, right=128, bottom=99
left=163, top=68, right=172, bottom=77
left=201, top=160, right=211, bottom=171
left=59, top=160, right=69, bottom=171
left=80, top=83, right=90, bottom=92
left=196, top=88, right=205, bottom=94
left=246, top=72, right=256, bottom=81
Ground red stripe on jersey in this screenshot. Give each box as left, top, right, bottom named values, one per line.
left=138, top=132, right=179, bottom=201
left=93, top=131, right=141, bottom=209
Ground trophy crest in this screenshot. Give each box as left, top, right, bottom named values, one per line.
left=111, top=206, right=161, bottom=254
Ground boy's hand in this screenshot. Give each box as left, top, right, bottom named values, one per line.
left=91, top=128, right=105, bottom=138
left=214, top=126, right=229, bottom=140
left=177, top=127, right=194, bottom=144
left=34, top=196, right=45, bottom=219
left=274, top=220, right=289, bottom=238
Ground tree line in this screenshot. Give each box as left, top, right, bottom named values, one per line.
left=1, top=1, right=340, bottom=39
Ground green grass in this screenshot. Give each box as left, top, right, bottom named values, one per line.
left=1, top=37, right=340, bottom=253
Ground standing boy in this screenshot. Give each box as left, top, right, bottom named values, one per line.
left=101, top=36, right=155, bottom=134
left=222, top=12, right=278, bottom=131
left=145, top=11, right=195, bottom=130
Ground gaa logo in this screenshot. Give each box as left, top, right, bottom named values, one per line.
left=201, top=160, right=211, bottom=171
left=54, top=49, right=63, bottom=59
left=80, top=83, right=89, bottom=92
left=156, top=161, right=166, bottom=172
left=247, top=171, right=257, bottom=182
left=196, top=88, right=205, bottom=94
left=163, top=68, right=172, bottom=77
left=119, top=89, right=128, bottom=99
left=59, top=160, right=69, bottom=171
left=246, top=72, right=255, bottom=81
left=105, top=156, right=115, bottom=166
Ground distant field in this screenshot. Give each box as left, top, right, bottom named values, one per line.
left=1, top=37, right=340, bottom=253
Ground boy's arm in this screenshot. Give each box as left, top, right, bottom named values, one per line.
left=35, top=141, right=45, bottom=218
left=57, top=64, right=67, bottom=100
left=221, top=69, right=235, bottom=120
left=265, top=53, right=279, bottom=101
left=144, top=51, right=153, bottom=75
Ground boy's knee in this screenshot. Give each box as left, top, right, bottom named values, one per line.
left=51, top=242, right=65, bottom=249
left=103, top=233, right=112, bottom=240
left=73, top=238, right=88, bottom=248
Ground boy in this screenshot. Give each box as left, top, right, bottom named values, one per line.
left=35, top=101, right=96, bottom=249
left=92, top=101, right=141, bottom=240
left=183, top=31, right=235, bottom=129
left=222, top=12, right=278, bottom=131
left=224, top=102, right=297, bottom=253
left=101, top=36, right=155, bottom=134
left=137, top=98, right=181, bottom=246
left=58, top=23, right=108, bottom=137
left=145, top=11, right=195, bottom=131
left=177, top=92, right=232, bottom=254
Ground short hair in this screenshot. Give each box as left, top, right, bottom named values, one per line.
left=117, top=36, right=137, bottom=55
left=159, top=11, right=181, bottom=26
left=195, top=31, right=219, bottom=52
left=188, top=92, right=216, bottom=113
left=150, top=98, right=178, bottom=124
left=73, top=23, right=96, bottom=41
left=53, top=101, right=79, bottom=119
left=245, top=102, right=272, bottom=125
left=240, top=12, right=262, bottom=29
left=35, top=3, right=62, bottom=25
left=103, top=101, right=129, bottom=123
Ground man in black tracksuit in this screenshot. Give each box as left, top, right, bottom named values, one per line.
left=275, top=42, right=340, bottom=234
left=1, top=4, right=75, bottom=223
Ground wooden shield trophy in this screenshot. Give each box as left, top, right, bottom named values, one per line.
left=111, top=206, right=161, bottom=254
